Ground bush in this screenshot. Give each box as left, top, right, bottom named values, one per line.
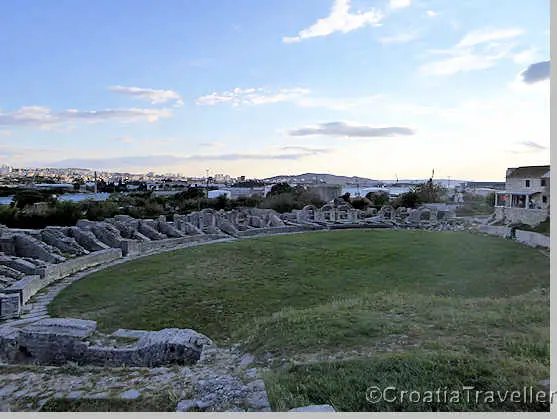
left=366, top=192, right=390, bottom=208
left=13, top=190, right=55, bottom=209
left=396, top=191, right=421, bottom=209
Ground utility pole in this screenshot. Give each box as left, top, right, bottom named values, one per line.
left=206, top=169, right=210, bottom=199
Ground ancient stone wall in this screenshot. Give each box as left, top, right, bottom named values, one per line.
left=514, top=230, right=550, bottom=248
left=0, top=318, right=211, bottom=367
left=477, top=225, right=513, bottom=239
left=120, top=234, right=224, bottom=257
left=494, top=207, right=548, bottom=227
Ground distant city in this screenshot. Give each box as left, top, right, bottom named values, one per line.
left=0, top=164, right=504, bottom=189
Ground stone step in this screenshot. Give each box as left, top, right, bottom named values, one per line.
left=2, top=316, right=48, bottom=327
left=20, top=313, right=49, bottom=320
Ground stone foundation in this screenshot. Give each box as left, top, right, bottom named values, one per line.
left=0, top=318, right=211, bottom=367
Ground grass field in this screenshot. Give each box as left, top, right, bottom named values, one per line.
left=49, top=230, right=550, bottom=411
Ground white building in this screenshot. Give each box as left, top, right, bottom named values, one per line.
left=494, top=165, right=549, bottom=226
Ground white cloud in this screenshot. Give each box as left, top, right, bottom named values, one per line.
left=425, top=10, right=439, bottom=18
left=1, top=130, right=11, bottom=136
left=275, top=145, right=334, bottom=154
left=282, top=0, right=384, bottom=43
left=0, top=106, right=173, bottom=130
left=456, top=27, right=524, bottom=48
left=44, top=149, right=330, bottom=171
left=196, top=87, right=310, bottom=107
left=420, top=27, right=524, bottom=76
left=197, top=87, right=380, bottom=110
left=287, top=121, right=415, bottom=138
left=109, top=85, right=184, bottom=106
left=390, top=0, right=412, bottom=11
left=118, top=136, right=135, bottom=143
left=379, top=30, right=421, bottom=44
left=512, top=48, right=541, bottom=65
left=199, top=141, right=224, bottom=148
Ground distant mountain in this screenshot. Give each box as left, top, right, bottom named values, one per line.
left=262, top=174, right=503, bottom=188
left=263, top=173, right=378, bottom=185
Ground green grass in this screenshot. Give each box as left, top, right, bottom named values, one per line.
left=266, top=353, right=550, bottom=412
left=39, top=395, right=177, bottom=412
left=48, top=230, right=550, bottom=411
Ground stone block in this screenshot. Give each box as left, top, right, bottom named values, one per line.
left=90, top=223, right=124, bottom=248
left=18, top=318, right=97, bottom=364
left=0, top=264, right=26, bottom=280
left=41, top=227, right=88, bottom=256
left=0, top=326, right=20, bottom=361
left=13, top=234, right=66, bottom=263
left=0, top=294, right=21, bottom=320
left=69, top=227, right=110, bottom=252
left=3, top=275, right=43, bottom=305
left=0, top=256, right=41, bottom=275
left=156, top=220, right=184, bottom=238
left=22, top=318, right=97, bottom=339
left=138, top=221, right=167, bottom=240
left=134, top=328, right=212, bottom=366
left=0, top=237, right=16, bottom=255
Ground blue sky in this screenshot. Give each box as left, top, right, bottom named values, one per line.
left=0, top=0, right=550, bottom=180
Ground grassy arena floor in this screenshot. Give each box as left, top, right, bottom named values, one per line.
left=49, top=230, right=550, bottom=411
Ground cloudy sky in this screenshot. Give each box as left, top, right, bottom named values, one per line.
left=0, top=0, right=550, bottom=180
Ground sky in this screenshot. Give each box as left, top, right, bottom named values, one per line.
left=0, top=0, right=550, bottom=181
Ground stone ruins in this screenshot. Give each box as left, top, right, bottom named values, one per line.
left=0, top=202, right=548, bottom=412
left=0, top=203, right=462, bottom=321
left=0, top=318, right=210, bottom=367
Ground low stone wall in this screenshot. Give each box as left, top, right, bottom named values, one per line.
left=2, top=275, right=43, bottom=306
left=327, top=223, right=393, bottom=230
left=120, top=234, right=225, bottom=257
left=476, top=225, right=550, bottom=249
left=41, top=248, right=122, bottom=282
left=514, top=230, right=550, bottom=248
left=494, top=207, right=548, bottom=227
left=0, top=249, right=122, bottom=319
left=236, top=226, right=306, bottom=237
left=477, top=225, right=512, bottom=239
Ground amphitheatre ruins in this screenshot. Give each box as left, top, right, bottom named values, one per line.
left=0, top=202, right=550, bottom=412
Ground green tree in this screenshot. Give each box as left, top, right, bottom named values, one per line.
left=72, top=177, right=84, bottom=191
left=214, top=194, right=230, bottom=210
left=412, top=179, right=442, bottom=203
left=351, top=197, right=371, bottom=210
left=397, top=191, right=421, bottom=208
left=486, top=192, right=496, bottom=208
left=366, top=191, right=390, bottom=208
left=13, top=190, right=53, bottom=209
left=267, top=182, right=294, bottom=197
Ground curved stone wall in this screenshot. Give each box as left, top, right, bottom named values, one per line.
left=1, top=204, right=464, bottom=320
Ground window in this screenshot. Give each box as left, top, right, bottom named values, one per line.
left=543, top=195, right=547, bottom=203
left=541, top=179, right=547, bottom=187
left=525, top=180, right=531, bottom=188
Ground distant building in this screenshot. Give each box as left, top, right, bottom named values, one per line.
left=208, top=189, right=232, bottom=199
left=494, top=165, right=549, bottom=226
left=308, top=185, right=342, bottom=202
left=228, top=187, right=266, bottom=199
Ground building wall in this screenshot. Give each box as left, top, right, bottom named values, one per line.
left=505, top=176, right=547, bottom=195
